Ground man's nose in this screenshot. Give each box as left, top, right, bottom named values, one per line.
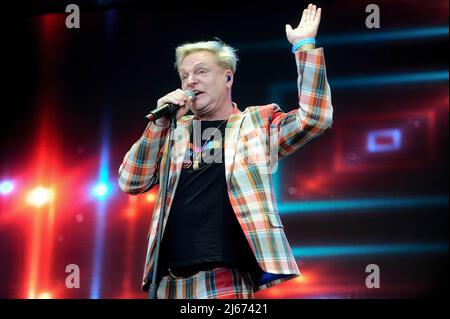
left=186, top=74, right=197, bottom=86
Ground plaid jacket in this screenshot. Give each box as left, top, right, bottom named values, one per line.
left=118, top=47, right=333, bottom=292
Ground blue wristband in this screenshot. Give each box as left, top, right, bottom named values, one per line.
left=291, top=38, right=316, bottom=53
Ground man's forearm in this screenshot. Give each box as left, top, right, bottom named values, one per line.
left=118, top=122, right=169, bottom=194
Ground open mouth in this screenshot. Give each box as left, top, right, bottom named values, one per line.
left=193, top=91, right=204, bottom=98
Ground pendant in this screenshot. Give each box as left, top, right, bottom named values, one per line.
left=193, top=160, right=199, bottom=171
left=193, top=152, right=201, bottom=171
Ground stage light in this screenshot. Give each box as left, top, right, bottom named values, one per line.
left=26, top=186, right=55, bottom=207
left=92, top=183, right=109, bottom=198
left=367, top=128, right=402, bottom=153
left=37, top=292, right=52, bottom=299
left=146, top=192, right=156, bottom=203
left=0, top=181, right=14, bottom=195
left=294, top=274, right=309, bottom=284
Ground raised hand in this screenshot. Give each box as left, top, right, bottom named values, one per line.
left=285, top=3, right=322, bottom=45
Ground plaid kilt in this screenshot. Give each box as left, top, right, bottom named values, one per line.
left=154, top=267, right=255, bottom=299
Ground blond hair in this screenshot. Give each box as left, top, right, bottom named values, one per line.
left=175, top=40, right=238, bottom=74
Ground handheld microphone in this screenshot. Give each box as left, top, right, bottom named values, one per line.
left=146, top=90, right=196, bottom=122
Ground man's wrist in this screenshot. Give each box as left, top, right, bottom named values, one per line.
left=298, top=43, right=316, bottom=51
left=291, top=38, right=316, bottom=53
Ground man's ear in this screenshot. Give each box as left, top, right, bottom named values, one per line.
left=225, top=71, right=233, bottom=87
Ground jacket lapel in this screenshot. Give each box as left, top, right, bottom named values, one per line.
left=225, top=104, right=245, bottom=186
left=168, top=118, right=192, bottom=195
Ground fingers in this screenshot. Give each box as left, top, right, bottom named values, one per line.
left=174, top=89, right=188, bottom=106
left=158, top=89, right=189, bottom=107
left=314, top=7, right=321, bottom=25
left=298, top=9, right=307, bottom=27
left=310, top=4, right=316, bottom=22
left=306, top=4, right=312, bottom=22
left=298, top=4, right=314, bottom=26
left=186, top=95, right=194, bottom=109
left=304, top=3, right=317, bottom=22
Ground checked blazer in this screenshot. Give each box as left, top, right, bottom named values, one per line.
left=118, top=47, right=333, bottom=292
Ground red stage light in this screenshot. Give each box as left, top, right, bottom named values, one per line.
left=26, top=186, right=55, bottom=208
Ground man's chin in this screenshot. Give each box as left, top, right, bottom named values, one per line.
left=191, top=104, right=207, bottom=114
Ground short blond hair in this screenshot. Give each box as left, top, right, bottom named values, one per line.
left=175, top=40, right=239, bottom=74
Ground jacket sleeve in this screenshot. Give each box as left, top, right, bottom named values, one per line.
left=271, top=47, right=333, bottom=159
left=118, top=122, right=169, bottom=194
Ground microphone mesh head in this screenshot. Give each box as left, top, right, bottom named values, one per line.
left=186, top=89, right=196, bottom=102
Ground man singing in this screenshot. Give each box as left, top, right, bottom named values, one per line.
left=118, top=3, right=333, bottom=299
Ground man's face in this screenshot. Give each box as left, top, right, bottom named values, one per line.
left=179, top=50, right=230, bottom=116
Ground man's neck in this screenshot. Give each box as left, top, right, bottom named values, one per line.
left=197, top=102, right=234, bottom=121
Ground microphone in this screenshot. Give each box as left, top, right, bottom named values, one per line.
left=146, top=90, right=196, bottom=122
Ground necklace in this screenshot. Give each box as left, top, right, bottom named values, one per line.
left=192, top=119, right=227, bottom=171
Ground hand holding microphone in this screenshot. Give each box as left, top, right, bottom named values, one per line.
left=146, top=89, right=195, bottom=127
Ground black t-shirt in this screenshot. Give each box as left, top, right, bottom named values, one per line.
left=158, top=119, right=258, bottom=274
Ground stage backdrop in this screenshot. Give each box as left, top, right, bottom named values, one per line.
left=1, top=0, right=448, bottom=298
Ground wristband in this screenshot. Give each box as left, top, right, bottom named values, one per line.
left=291, top=38, right=315, bottom=53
